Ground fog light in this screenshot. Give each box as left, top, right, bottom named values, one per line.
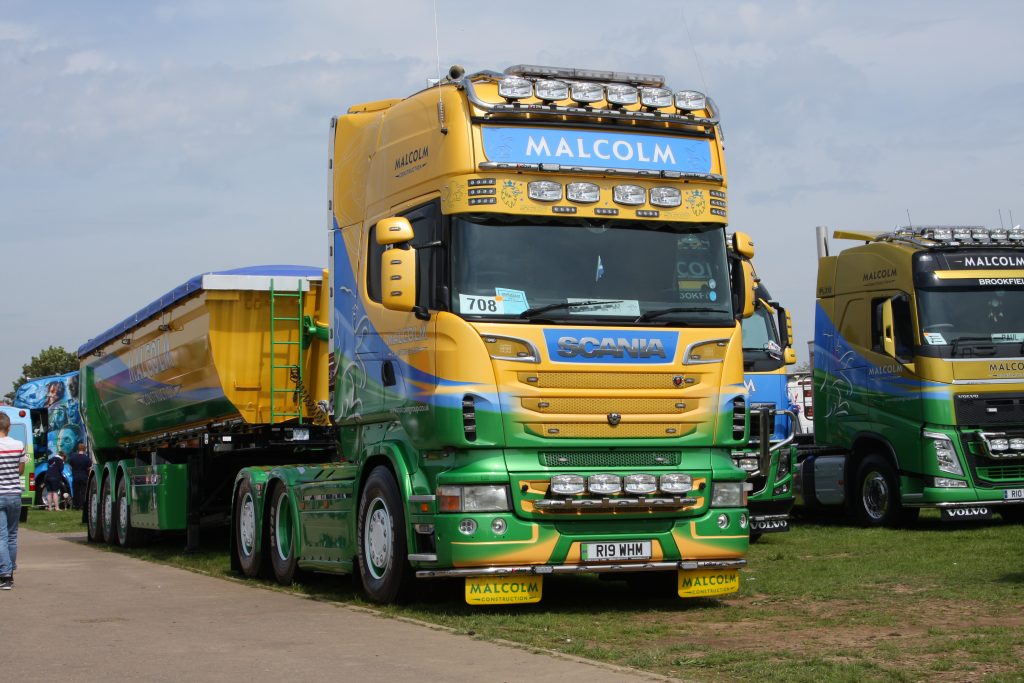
left=491, top=517, right=507, bottom=535
left=1010, top=438, right=1024, bottom=450
left=588, top=473, right=622, bottom=494
left=739, top=513, right=748, bottom=529
left=624, top=473, right=657, bottom=495
left=528, top=181, right=562, bottom=201
left=733, top=456, right=759, bottom=472
left=717, top=513, right=729, bottom=529
left=935, top=477, right=969, bottom=488
left=990, top=438, right=1009, bottom=452
left=458, top=519, right=477, bottom=535
left=773, top=483, right=790, bottom=495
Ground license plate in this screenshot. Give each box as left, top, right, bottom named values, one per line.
left=940, top=506, right=992, bottom=521
left=465, top=576, right=543, bottom=605
left=1004, top=488, right=1024, bottom=501
left=678, top=569, right=740, bottom=598
left=581, top=540, right=652, bottom=562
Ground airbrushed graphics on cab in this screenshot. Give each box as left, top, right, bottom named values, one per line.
left=744, top=372, right=790, bottom=441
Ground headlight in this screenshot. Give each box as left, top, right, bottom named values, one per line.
left=776, top=451, right=791, bottom=477
left=570, top=81, right=604, bottom=104
left=534, top=79, right=569, bottom=101
left=528, top=181, right=562, bottom=201
left=659, top=473, right=692, bottom=494
left=566, top=182, right=600, bottom=203
left=498, top=77, right=533, bottom=100
left=649, top=187, right=681, bottom=208
left=732, top=456, right=759, bottom=472
left=613, top=184, right=645, bottom=206
left=925, top=431, right=963, bottom=475
left=674, top=90, right=706, bottom=111
left=605, top=84, right=638, bottom=106
left=639, top=86, right=672, bottom=108
left=711, top=482, right=745, bottom=508
left=623, top=473, right=657, bottom=495
left=550, top=474, right=585, bottom=496
left=437, top=485, right=511, bottom=512
left=588, top=473, right=622, bottom=495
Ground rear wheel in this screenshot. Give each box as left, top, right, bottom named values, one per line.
left=234, top=479, right=266, bottom=578
left=855, top=455, right=914, bottom=528
left=101, top=478, right=116, bottom=544
left=268, top=485, right=298, bottom=585
left=115, top=477, right=143, bottom=547
left=356, top=467, right=412, bottom=604
left=86, top=475, right=102, bottom=542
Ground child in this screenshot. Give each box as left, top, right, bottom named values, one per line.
left=45, top=450, right=65, bottom=511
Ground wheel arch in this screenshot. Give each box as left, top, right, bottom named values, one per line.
left=357, top=440, right=422, bottom=562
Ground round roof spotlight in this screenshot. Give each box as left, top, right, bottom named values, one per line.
left=640, top=87, right=673, bottom=109
left=674, top=90, right=707, bottom=112
left=534, top=79, right=569, bottom=102
left=498, top=77, right=533, bottom=100
left=605, top=84, right=638, bottom=106
left=570, top=81, right=604, bottom=105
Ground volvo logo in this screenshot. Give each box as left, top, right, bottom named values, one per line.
left=607, top=413, right=622, bottom=426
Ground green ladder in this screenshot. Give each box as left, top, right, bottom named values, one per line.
left=269, top=277, right=304, bottom=424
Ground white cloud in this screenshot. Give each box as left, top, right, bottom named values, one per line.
left=62, top=50, right=120, bottom=74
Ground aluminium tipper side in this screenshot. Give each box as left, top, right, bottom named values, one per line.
left=78, top=266, right=323, bottom=461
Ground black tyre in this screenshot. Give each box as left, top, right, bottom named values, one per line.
left=58, top=478, right=73, bottom=511
left=749, top=532, right=763, bottom=543
left=356, top=467, right=412, bottom=604
left=19, top=505, right=27, bottom=523
left=268, top=484, right=298, bottom=585
left=1000, top=506, right=1024, bottom=523
left=101, top=477, right=116, bottom=544
left=623, top=571, right=677, bottom=597
left=854, top=455, right=911, bottom=528
left=86, top=475, right=102, bottom=542
left=234, top=479, right=267, bottom=578
left=115, top=477, right=143, bottom=547
left=34, top=477, right=44, bottom=507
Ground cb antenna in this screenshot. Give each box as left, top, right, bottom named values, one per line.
left=998, top=209, right=1005, bottom=229
left=681, top=3, right=710, bottom=101
left=905, top=209, right=913, bottom=229
left=432, top=0, right=447, bottom=134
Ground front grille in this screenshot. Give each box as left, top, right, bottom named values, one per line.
left=955, top=393, right=1024, bottom=426
left=540, top=450, right=681, bottom=467
left=976, top=464, right=1024, bottom=481
left=526, top=422, right=692, bottom=439
left=522, top=397, right=691, bottom=414
left=517, top=371, right=697, bottom=390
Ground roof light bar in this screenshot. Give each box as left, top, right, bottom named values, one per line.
left=505, top=64, right=665, bottom=87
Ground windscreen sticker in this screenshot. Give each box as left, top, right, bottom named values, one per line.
left=567, top=298, right=641, bottom=316
left=924, top=332, right=947, bottom=345
left=495, top=288, right=529, bottom=315
left=991, top=332, right=1024, bottom=342
left=459, top=294, right=503, bottom=315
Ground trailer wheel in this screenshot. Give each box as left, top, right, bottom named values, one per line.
left=855, top=455, right=913, bottom=528
left=115, top=477, right=143, bottom=547
left=234, top=479, right=266, bottom=578
left=101, top=478, right=116, bottom=544
left=268, top=485, right=298, bottom=585
left=356, top=467, right=412, bottom=604
left=87, top=475, right=101, bottom=542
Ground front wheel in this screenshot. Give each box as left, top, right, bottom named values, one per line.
left=234, top=479, right=266, bottom=578
left=87, top=475, right=102, bottom=542
left=268, top=485, right=298, bottom=585
left=356, top=467, right=412, bottom=604
left=855, top=455, right=914, bottom=528
left=1000, top=506, right=1024, bottom=523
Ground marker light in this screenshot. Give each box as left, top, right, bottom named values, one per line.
left=528, top=181, right=562, bottom=201
left=640, top=87, right=673, bottom=108
left=674, top=90, right=706, bottom=111
left=534, top=79, right=569, bottom=101
left=570, top=81, right=604, bottom=104
left=613, top=185, right=646, bottom=206
left=550, top=474, right=585, bottom=496
left=566, top=182, right=600, bottom=203
left=650, top=187, right=682, bottom=208
left=498, top=77, right=533, bottom=100
left=588, top=473, right=622, bottom=495
left=605, top=84, right=638, bottom=106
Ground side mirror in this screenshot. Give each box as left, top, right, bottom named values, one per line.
left=733, top=259, right=756, bottom=319
left=881, top=298, right=897, bottom=358
left=381, top=246, right=417, bottom=312
left=376, top=217, right=414, bottom=245
left=732, top=231, right=755, bottom=259
left=784, top=347, right=797, bottom=365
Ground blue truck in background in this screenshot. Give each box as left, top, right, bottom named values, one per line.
left=13, top=371, right=81, bottom=509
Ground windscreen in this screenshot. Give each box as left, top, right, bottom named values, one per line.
left=918, top=286, right=1024, bottom=351
left=450, top=216, right=733, bottom=324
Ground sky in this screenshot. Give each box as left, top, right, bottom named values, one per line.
left=1, top=0, right=1022, bottom=391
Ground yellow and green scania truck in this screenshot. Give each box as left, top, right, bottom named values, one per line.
left=796, top=226, right=1024, bottom=525
left=80, top=64, right=759, bottom=604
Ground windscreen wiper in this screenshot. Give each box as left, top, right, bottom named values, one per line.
left=519, top=300, right=623, bottom=319
left=951, top=336, right=996, bottom=357
left=636, top=307, right=724, bottom=322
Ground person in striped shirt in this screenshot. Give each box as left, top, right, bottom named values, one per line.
left=0, top=411, right=28, bottom=590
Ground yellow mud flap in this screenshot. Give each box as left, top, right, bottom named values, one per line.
left=677, top=568, right=740, bottom=598
left=465, top=576, right=543, bottom=605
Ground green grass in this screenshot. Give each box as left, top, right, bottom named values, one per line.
left=22, top=508, right=86, bottom=534
left=27, top=510, right=1024, bottom=682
